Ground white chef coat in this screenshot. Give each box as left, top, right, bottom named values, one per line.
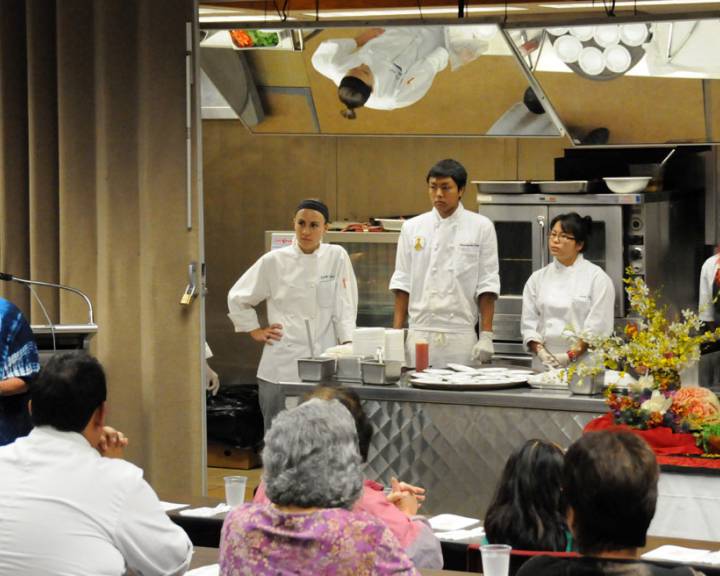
left=522, top=254, right=615, bottom=359
left=311, top=27, right=449, bottom=111
left=390, top=203, right=500, bottom=367
left=0, top=426, right=192, bottom=576
left=228, top=241, right=358, bottom=382
left=699, top=253, right=719, bottom=322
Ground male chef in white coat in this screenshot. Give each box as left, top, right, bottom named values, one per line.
left=311, top=27, right=449, bottom=118
left=390, top=159, right=500, bottom=368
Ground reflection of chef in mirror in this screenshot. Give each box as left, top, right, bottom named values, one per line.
left=698, top=248, right=720, bottom=329
left=311, top=27, right=449, bottom=117
left=522, top=213, right=615, bottom=372
left=227, top=199, right=358, bottom=430
left=390, top=159, right=500, bottom=368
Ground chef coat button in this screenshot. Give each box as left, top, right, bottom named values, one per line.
left=430, top=312, right=435, bottom=317
left=432, top=267, right=437, bottom=272
left=450, top=312, right=454, bottom=318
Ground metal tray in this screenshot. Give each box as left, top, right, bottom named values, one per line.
left=532, top=180, right=590, bottom=194
left=472, top=180, right=532, bottom=194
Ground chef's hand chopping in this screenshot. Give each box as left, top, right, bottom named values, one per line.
left=251, top=324, right=283, bottom=345
left=472, top=331, right=494, bottom=364
left=537, top=344, right=561, bottom=370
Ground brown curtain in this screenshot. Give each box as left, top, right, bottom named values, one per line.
left=0, top=0, right=203, bottom=495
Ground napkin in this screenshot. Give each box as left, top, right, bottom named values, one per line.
left=179, top=503, right=231, bottom=517
left=642, top=545, right=720, bottom=565
left=435, top=526, right=486, bottom=542
left=160, top=501, right=189, bottom=512
left=186, top=564, right=219, bottom=576
left=429, top=513, right=481, bottom=531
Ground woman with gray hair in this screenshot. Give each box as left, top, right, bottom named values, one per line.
left=219, top=399, right=418, bottom=575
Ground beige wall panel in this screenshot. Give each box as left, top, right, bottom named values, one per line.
left=709, top=79, right=720, bottom=141
left=336, top=137, right=517, bottom=220
left=203, top=122, right=337, bottom=382
left=57, top=1, right=98, bottom=324
left=303, top=29, right=527, bottom=136
left=0, top=1, right=31, bottom=313
left=94, top=0, right=146, bottom=471
left=246, top=50, right=310, bottom=87
left=26, top=0, right=60, bottom=323
left=537, top=72, right=705, bottom=144
left=250, top=91, right=317, bottom=133
left=517, top=138, right=569, bottom=181
left=136, top=0, right=202, bottom=495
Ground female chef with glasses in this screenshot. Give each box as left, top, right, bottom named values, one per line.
left=227, top=199, right=358, bottom=431
left=521, top=212, right=615, bottom=371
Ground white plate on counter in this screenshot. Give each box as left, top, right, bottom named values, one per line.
left=410, top=378, right=527, bottom=391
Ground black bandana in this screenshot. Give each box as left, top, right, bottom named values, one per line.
left=339, top=76, right=372, bottom=102
left=296, top=199, right=330, bottom=223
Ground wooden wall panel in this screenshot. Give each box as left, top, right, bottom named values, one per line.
left=336, top=137, right=516, bottom=220
left=537, top=72, right=706, bottom=144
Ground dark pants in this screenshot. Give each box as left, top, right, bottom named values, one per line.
left=0, top=392, right=32, bottom=446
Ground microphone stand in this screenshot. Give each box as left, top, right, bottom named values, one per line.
left=0, top=272, right=95, bottom=326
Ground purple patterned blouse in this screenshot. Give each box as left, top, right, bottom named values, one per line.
left=219, top=503, right=420, bottom=575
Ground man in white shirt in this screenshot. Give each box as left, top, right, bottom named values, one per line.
left=699, top=251, right=720, bottom=328
left=311, top=27, right=449, bottom=117
left=390, top=159, right=500, bottom=368
left=0, top=351, right=192, bottom=576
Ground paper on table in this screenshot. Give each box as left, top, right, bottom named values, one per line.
left=641, top=545, right=720, bottom=565
left=435, top=526, right=486, bottom=542
left=186, top=564, right=219, bottom=576
left=179, top=503, right=231, bottom=517
left=160, top=501, right=190, bottom=512
left=429, top=513, right=481, bottom=531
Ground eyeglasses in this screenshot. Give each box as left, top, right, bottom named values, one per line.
left=548, top=232, right=576, bottom=242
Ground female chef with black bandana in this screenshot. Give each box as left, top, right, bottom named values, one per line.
left=227, top=199, right=358, bottom=430
left=311, top=27, right=449, bottom=118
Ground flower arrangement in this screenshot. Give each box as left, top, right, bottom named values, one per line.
left=579, top=269, right=720, bottom=435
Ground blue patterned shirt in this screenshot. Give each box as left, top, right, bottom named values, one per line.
left=0, top=298, right=39, bottom=382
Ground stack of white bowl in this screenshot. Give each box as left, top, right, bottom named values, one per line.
left=352, top=328, right=385, bottom=358
left=383, top=329, right=405, bottom=363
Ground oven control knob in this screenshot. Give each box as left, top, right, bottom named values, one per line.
left=629, top=246, right=644, bottom=260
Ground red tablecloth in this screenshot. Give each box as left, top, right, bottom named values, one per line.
left=584, top=413, right=703, bottom=455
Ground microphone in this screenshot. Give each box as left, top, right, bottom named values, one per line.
left=0, top=273, right=95, bottom=325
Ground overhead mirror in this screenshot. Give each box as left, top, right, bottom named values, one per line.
left=508, top=18, right=720, bottom=144
left=199, top=24, right=562, bottom=137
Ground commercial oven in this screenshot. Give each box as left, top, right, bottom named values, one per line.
left=477, top=190, right=702, bottom=363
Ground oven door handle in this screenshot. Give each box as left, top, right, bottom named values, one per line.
left=537, top=215, right=547, bottom=268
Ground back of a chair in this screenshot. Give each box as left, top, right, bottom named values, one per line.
left=466, top=543, right=580, bottom=575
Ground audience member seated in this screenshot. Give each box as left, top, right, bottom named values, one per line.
left=517, top=431, right=704, bottom=576
left=253, top=385, right=443, bottom=568
left=484, top=439, right=573, bottom=552
left=220, top=398, right=419, bottom=575
left=0, top=351, right=192, bottom=576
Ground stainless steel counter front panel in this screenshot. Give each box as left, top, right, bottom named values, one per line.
left=274, top=380, right=605, bottom=517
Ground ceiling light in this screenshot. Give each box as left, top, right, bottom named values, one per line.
left=540, top=0, right=720, bottom=7
left=199, top=14, right=293, bottom=23
left=300, top=6, right=526, bottom=17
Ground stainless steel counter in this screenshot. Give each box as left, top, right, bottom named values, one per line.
left=270, top=378, right=606, bottom=517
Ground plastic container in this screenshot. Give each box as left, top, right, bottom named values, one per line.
left=297, top=358, right=335, bottom=381
left=336, top=356, right=364, bottom=381
left=361, top=361, right=387, bottom=385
